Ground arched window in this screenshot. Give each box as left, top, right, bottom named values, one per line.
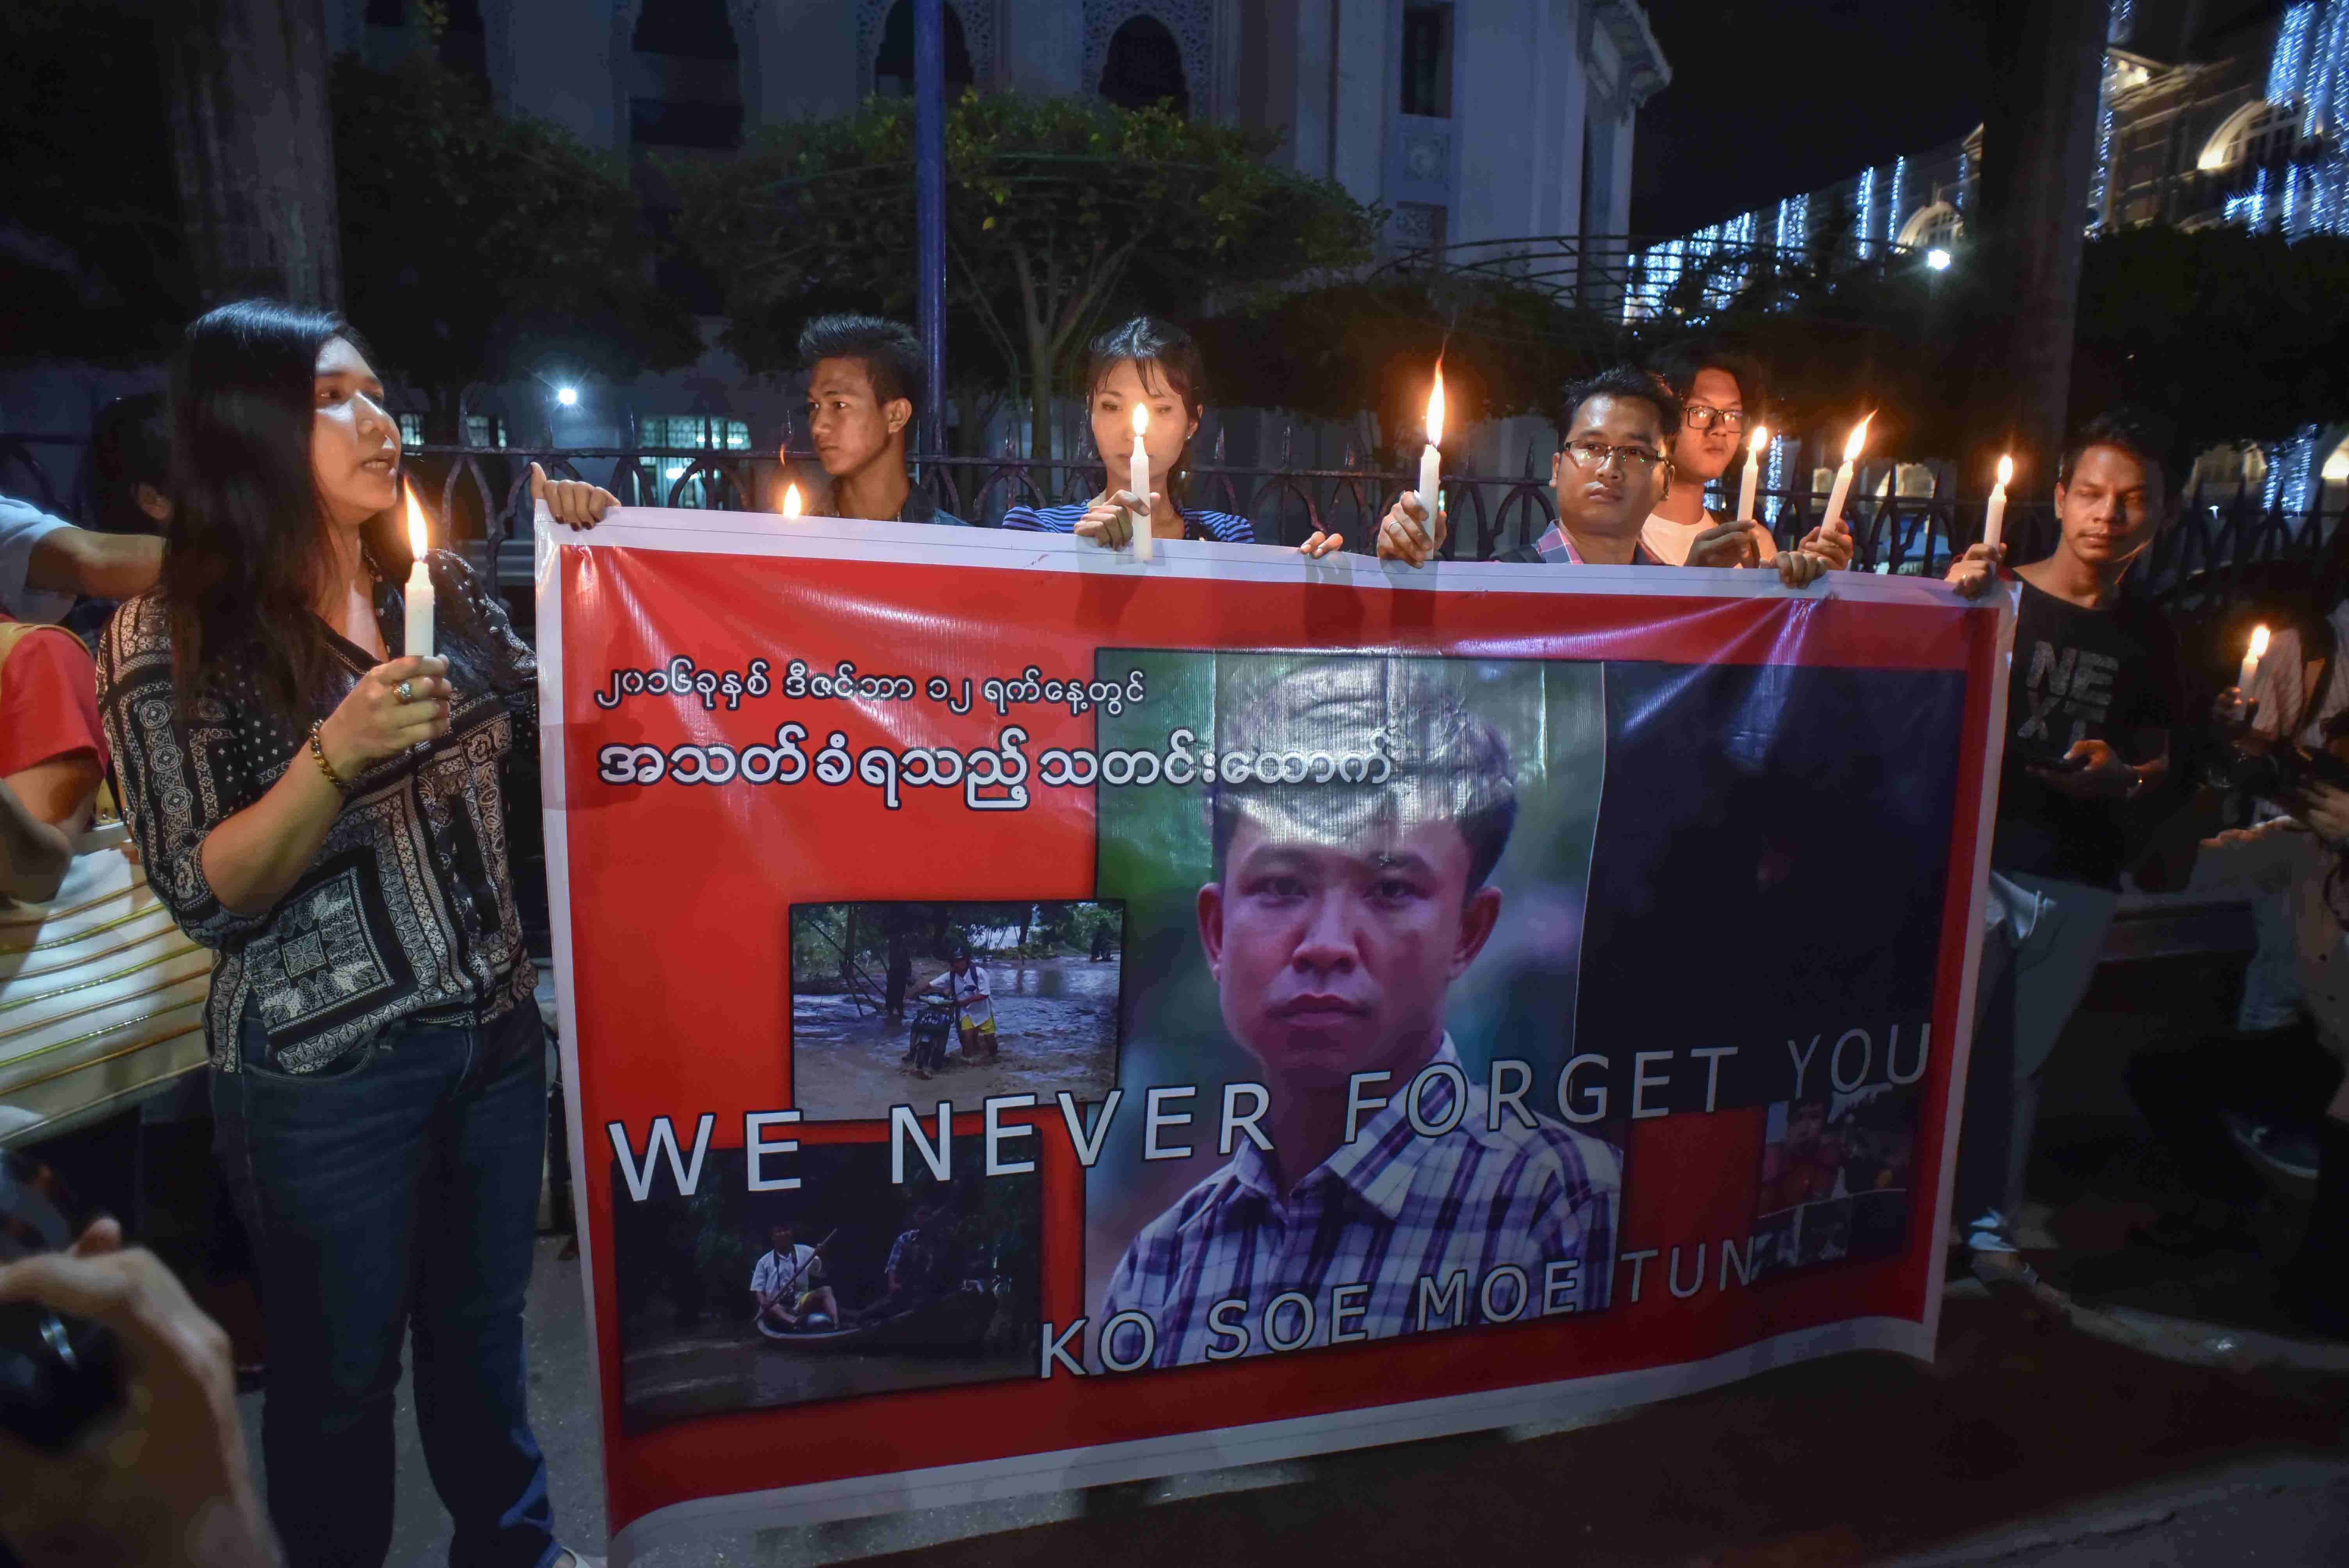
left=875, top=1, right=975, bottom=98
left=2199, top=100, right=2300, bottom=171
left=631, top=0, right=743, bottom=151
left=1100, top=16, right=1190, bottom=116
left=1895, top=201, right=1962, bottom=251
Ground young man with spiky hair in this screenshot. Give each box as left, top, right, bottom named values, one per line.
left=797, top=313, right=967, bottom=527
left=1096, top=658, right=1621, bottom=1369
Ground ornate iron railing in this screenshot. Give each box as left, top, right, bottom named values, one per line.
left=5, top=432, right=2339, bottom=620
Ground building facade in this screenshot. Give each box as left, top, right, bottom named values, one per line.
left=337, top=0, right=1666, bottom=257
left=278, top=0, right=1666, bottom=485
left=1627, top=0, right=2349, bottom=506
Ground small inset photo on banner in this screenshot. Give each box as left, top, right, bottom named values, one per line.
left=611, top=1144, right=1043, bottom=1431
left=1753, top=1083, right=1920, bottom=1272
left=788, top=899, right=1126, bottom=1119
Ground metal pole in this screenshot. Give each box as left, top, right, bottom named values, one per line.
left=914, top=0, right=948, bottom=463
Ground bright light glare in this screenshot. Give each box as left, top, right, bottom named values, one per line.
left=1925, top=248, right=1952, bottom=271
left=2325, top=453, right=2349, bottom=483
left=556, top=386, right=579, bottom=407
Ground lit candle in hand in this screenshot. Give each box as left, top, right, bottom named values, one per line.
left=1736, top=424, right=1767, bottom=524
left=403, top=484, right=435, bottom=661
left=1983, top=454, right=2013, bottom=554
left=1129, top=402, right=1153, bottom=563
left=781, top=482, right=803, bottom=518
left=1820, top=413, right=1872, bottom=538
left=2239, top=624, right=2270, bottom=695
left=1417, top=368, right=1445, bottom=545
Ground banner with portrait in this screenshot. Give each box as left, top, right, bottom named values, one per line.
left=535, top=511, right=2010, bottom=1559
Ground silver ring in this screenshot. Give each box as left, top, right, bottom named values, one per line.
left=396, top=680, right=415, bottom=703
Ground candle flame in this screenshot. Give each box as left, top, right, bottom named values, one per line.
left=2249, top=624, right=2271, bottom=661
left=1748, top=424, right=1768, bottom=455
left=1996, top=453, right=2014, bottom=487
left=404, top=485, right=429, bottom=558
left=1131, top=401, right=1149, bottom=437
left=1841, top=413, right=1874, bottom=464
left=781, top=483, right=803, bottom=518
left=1426, top=368, right=1445, bottom=447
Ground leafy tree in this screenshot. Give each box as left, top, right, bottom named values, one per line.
left=1640, top=223, right=2349, bottom=480
left=1196, top=274, right=1625, bottom=467
left=0, top=0, right=191, bottom=363
left=2069, top=225, right=2349, bottom=468
left=332, top=55, right=702, bottom=433
left=674, top=93, right=1378, bottom=460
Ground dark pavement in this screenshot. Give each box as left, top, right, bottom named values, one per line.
left=228, top=953, right=2349, bottom=1564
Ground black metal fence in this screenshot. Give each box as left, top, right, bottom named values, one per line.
left=6, top=432, right=2340, bottom=617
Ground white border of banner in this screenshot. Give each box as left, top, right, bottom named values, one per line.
left=533, top=508, right=2016, bottom=1564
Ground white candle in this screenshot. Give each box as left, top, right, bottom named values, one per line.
left=1128, top=402, right=1152, bottom=562
left=1983, top=453, right=2012, bottom=553
left=2239, top=624, right=2270, bottom=693
left=1820, top=413, right=1873, bottom=537
left=402, top=485, right=435, bottom=661
left=1417, top=368, right=1445, bottom=541
left=1736, top=424, right=1766, bottom=523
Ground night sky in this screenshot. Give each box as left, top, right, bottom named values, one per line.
left=1629, top=0, right=1992, bottom=237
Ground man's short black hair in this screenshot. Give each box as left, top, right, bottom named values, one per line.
left=797, top=313, right=924, bottom=410
left=1207, top=658, right=1518, bottom=896
left=1643, top=341, right=1766, bottom=422
left=1558, top=366, right=1680, bottom=445
left=2058, top=409, right=2171, bottom=496
left=87, top=390, right=171, bottom=535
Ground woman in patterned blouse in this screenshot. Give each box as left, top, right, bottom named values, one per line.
left=96, top=300, right=611, bottom=1568
left=1000, top=316, right=1271, bottom=547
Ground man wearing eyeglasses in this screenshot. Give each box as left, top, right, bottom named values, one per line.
left=1641, top=344, right=1854, bottom=572
left=1375, top=367, right=1826, bottom=586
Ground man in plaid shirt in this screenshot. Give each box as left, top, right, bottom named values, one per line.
left=1098, top=659, right=1621, bottom=1369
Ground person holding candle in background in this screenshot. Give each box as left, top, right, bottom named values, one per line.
left=1637, top=343, right=1853, bottom=572
left=1001, top=317, right=1255, bottom=548
left=1941, top=411, right=2184, bottom=1298
left=95, top=300, right=609, bottom=1568
left=1372, top=367, right=1828, bottom=586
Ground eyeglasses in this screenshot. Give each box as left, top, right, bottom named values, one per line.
left=1563, top=439, right=1666, bottom=475
left=1684, top=404, right=1748, bottom=433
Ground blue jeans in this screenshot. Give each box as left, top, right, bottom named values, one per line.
left=214, top=1005, right=561, bottom=1568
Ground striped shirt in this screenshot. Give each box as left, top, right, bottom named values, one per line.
left=1097, top=1039, right=1620, bottom=1369
left=1000, top=501, right=1255, bottom=543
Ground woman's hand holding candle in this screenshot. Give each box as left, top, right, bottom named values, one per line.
left=315, top=657, right=452, bottom=780
left=1073, top=490, right=1158, bottom=550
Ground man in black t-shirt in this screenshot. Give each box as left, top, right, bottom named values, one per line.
left=1945, top=414, right=2182, bottom=1292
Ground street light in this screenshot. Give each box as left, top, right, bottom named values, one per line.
left=556, top=386, right=579, bottom=407
left=1925, top=248, right=1953, bottom=271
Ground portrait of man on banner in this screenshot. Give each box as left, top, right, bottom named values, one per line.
left=1089, top=654, right=1625, bottom=1369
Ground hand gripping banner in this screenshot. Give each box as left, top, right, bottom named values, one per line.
left=535, top=511, right=2012, bottom=1558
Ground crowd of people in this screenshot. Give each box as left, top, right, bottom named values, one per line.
left=0, top=292, right=2341, bottom=1566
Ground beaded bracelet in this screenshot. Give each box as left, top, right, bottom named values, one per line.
left=308, top=721, right=351, bottom=795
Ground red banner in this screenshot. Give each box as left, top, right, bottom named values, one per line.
left=536, top=512, right=2011, bottom=1557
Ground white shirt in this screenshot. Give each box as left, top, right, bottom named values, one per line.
left=2187, top=818, right=2349, bottom=1061
left=751, top=1244, right=822, bottom=1298
left=1640, top=510, right=1777, bottom=567
left=946, top=964, right=993, bottom=1025
left=0, top=495, right=75, bottom=623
